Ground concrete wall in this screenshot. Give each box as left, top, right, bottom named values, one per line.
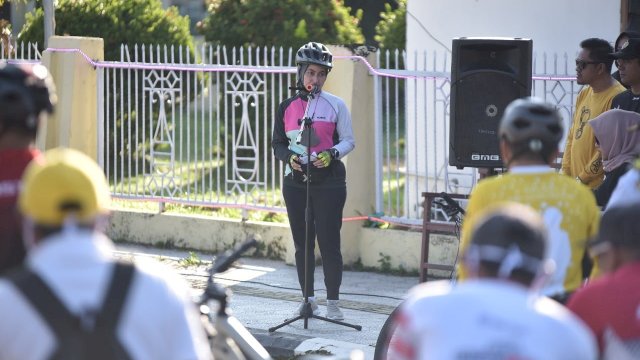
left=106, top=210, right=459, bottom=275
left=108, top=210, right=296, bottom=263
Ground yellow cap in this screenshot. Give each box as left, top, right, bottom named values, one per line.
left=19, top=148, right=110, bottom=226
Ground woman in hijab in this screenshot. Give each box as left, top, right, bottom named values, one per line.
left=589, top=109, right=640, bottom=208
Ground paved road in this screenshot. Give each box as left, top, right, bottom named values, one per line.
left=114, top=243, right=422, bottom=359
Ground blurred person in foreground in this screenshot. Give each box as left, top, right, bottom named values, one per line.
left=458, top=97, right=600, bottom=303
left=0, top=63, right=55, bottom=274
left=607, top=157, right=640, bottom=208
left=388, top=203, right=597, bottom=360
left=0, top=148, right=213, bottom=360
left=568, top=202, right=640, bottom=359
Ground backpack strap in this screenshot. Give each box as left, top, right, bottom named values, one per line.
left=87, top=262, right=136, bottom=360
left=5, top=262, right=136, bottom=360
left=5, top=268, right=78, bottom=337
left=95, top=262, right=136, bottom=328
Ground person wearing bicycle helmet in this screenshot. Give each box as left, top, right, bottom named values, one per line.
left=0, top=63, right=56, bottom=274
left=458, top=97, right=600, bottom=303
left=0, top=148, right=212, bottom=360
left=271, top=41, right=355, bottom=320
left=388, top=203, right=597, bottom=360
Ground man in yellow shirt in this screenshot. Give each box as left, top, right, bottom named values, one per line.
left=562, top=38, right=625, bottom=188
left=459, top=98, right=600, bottom=304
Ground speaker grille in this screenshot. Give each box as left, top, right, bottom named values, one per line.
left=449, top=38, right=532, bottom=169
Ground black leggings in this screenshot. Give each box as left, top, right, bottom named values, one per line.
left=283, top=185, right=346, bottom=300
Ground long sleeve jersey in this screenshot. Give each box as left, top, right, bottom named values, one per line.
left=272, top=91, right=355, bottom=188
left=562, top=83, right=625, bottom=188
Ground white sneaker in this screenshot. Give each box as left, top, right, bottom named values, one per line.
left=295, top=298, right=320, bottom=316
left=326, top=300, right=344, bottom=320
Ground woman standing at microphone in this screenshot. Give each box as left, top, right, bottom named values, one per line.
left=271, top=42, right=355, bottom=320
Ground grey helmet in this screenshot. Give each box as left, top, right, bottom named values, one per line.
left=499, top=97, right=563, bottom=158
left=296, top=42, right=333, bottom=69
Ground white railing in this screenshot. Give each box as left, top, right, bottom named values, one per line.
left=376, top=50, right=580, bottom=223
left=0, top=39, right=41, bottom=61
left=100, top=44, right=296, bottom=215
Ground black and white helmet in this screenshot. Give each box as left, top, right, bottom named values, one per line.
left=0, top=63, right=56, bottom=134
left=296, top=42, right=333, bottom=69
left=499, top=97, right=563, bottom=155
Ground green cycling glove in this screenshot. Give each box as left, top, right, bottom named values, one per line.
left=316, top=151, right=331, bottom=168
left=316, top=148, right=339, bottom=168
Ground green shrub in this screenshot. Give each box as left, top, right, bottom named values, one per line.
left=18, top=0, right=194, bottom=61
left=374, top=0, right=406, bottom=51
left=198, top=0, right=365, bottom=49
left=18, top=0, right=196, bottom=182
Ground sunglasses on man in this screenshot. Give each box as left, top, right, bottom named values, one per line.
left=575, top=59, right=602, bottom=71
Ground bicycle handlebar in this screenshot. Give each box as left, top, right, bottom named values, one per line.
left=437, top=192, right=466, bottom=217
left=200, top=238, right=258, bottom=305
left=211, top=238, right=258, bottom=275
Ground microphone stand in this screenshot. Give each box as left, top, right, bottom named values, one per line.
left=269, top=90, right=362, bottom=332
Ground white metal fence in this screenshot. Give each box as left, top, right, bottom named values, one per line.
left=374, top=49, right=580, bottom=223
left=0, top=39, right=42, bottom=61
left=100, top=44, right=296, bottom=215
left=2, top=42, right=581, bottom=225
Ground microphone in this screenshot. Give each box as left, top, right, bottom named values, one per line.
left=288, top=85, right=306, bottom=92
left=306, top=84, right=319, bottom=95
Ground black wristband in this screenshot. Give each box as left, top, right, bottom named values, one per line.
left=329, top=148, right=339, bottom=159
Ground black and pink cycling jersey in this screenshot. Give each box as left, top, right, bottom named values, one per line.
left=272, top=91, right=355, bottom=187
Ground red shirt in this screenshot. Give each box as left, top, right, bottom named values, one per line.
left=568, top=262, right=640, bottom=351
left=0, top=147, right=41, bottom=273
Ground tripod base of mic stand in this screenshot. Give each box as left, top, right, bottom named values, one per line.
left=268, top=301, right=362, bottom=332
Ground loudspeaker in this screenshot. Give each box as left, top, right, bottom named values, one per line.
left=449, top=37, right=532, bottom=169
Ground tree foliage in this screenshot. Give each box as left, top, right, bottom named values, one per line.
left=197, top=0, right=365, bottom=49
left=375, top=0, right=406, bottom=50
left=18, top=0, right=194, bottom=61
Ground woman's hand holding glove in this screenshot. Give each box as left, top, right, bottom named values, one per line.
left=289, top=154, right=302, bottom=171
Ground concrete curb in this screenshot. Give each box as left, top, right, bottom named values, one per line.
left=250, top=328, right=313, bottom=358
left=250, top=328, right=373, bottom=359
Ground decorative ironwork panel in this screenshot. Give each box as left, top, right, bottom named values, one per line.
left=143, top=70, right=181, bottom=197
left=225, top=71, right=266, bottom=200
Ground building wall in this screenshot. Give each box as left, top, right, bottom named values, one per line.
left=407, top=0, right=621, bottom=62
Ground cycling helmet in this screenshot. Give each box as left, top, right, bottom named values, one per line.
left=19, top=148, right=110, bottom=227
left=499, top=97, right=563, bottom=161
left=0, top=63, right=56, bottom=134
left=295, top=42, right=333, bottom=69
